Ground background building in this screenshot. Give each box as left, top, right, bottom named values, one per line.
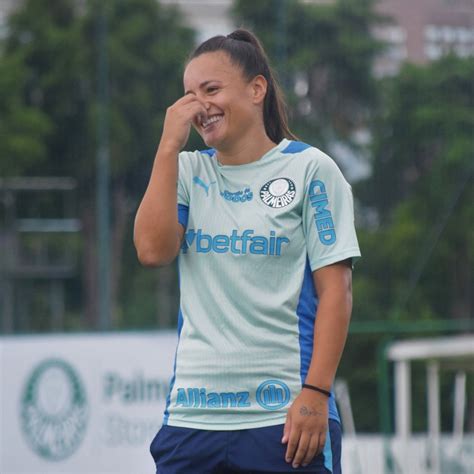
left=374, top=0, right=474, bottom=76
left=161, top=0, right=474, bottom=76
left=161, top=0, right=234, bottom=43
left=0, top=0, right=16, bottom=39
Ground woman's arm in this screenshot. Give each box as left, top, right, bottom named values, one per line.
left=282, top=259, right=353, bottom=469
left=134, top=145, right=183, bottom=266
left=134, top=94, right=207, bottom=266
left=306, top=259, right=353, bottom=390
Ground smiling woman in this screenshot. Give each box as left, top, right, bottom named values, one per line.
left=183, top=31, right=296, bottom=164
left=134, top=29, right=360, bottom=474
left=184, top=52, right=267, bottom=156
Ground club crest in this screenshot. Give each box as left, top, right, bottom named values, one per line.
left=260, top=178, right=296, bottom=208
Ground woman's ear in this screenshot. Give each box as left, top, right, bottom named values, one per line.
left=250, top=75, right=268, bottom=105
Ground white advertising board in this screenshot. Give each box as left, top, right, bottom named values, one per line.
left=2, top=332, right=473, bottom=474
left=0, top=331, right=177, bottom=474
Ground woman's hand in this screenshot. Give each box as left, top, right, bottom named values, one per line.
left=160, top=94, right=208, bottom=152
left=282, top=389, right=329, bottom=469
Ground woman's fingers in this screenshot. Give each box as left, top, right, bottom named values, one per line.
left=192, top=103, right=209, bottom=125
left=317, top=430, right=326, bottom=456
left=291, top=431, right=311, bottom=469
left=160, top=95, right=207, bottom=151
left=302, top=433, right=321, bottom=467
left=174, top=92, right=203, bottom=107
left=282, top=412, right=327, bottom=468
left=282, top=411, right=291, bottom=444
left=170, top=96, right=206, bottom=123
left=177, top=94, right=207, bottom=117
left=287, top=429, right=326, bottom=468
left=285, top=423, right=301, bottom=464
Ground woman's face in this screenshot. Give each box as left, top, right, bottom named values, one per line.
left=183, top=51, right=266, bottom=150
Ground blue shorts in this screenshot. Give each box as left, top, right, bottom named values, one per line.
left=150, top=419, right=341, bottom=474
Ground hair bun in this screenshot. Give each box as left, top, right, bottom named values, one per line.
left=226, top=29, right=256, bottom=46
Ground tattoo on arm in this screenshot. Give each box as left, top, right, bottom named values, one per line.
left=300, top=406, right=324, bottom=417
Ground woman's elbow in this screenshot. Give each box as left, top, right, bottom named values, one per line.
left=134, top=239, right=178, bottom=267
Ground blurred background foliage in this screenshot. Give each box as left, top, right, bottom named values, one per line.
left=0, top=0, right=472, bottom=433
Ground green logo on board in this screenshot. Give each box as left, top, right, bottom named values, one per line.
left=20, top=358, right=89, bottom=461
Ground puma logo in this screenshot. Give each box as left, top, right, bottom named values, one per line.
left=193, top=176, right=216, bottom=196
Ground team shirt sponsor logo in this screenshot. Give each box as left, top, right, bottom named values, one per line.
left=174, top=380, right=290, bottom=411
left=193, top=176, right=216, bottom=196
left=220, top=187, right=253, bottom=203
left=181, top=229, right=289, bottom=255
left=309, top=179, right=336, bottom=245
left=175, top=388, right=251, bottom=409
left=256, top=380, right=291, bottom=411
left=260, top=178, right=296, bottom=208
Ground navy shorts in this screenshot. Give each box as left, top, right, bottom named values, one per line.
left=150, top=419, right=341, bottom=474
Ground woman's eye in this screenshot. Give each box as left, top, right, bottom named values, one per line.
left=207, top=87, right=218, bottom=94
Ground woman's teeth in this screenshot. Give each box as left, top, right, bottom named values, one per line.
left=202, top=115, right=223, bottom=128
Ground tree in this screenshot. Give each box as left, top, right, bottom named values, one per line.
left=0, top=29, right=53, bottom=177
left=80, top=0, right=195, bottom=328
left=358, top=55, right=474, bottom=321
left=232, top=0, right=384, bottom=151
left=2, top=0, right=86, bottom=178
left=1, top=0, right=195, bottom=328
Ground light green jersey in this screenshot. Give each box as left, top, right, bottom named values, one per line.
left=163, top=139, right=361, bottom=430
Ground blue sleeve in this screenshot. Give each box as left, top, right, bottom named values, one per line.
left=178, top=204, right=189, bottom=228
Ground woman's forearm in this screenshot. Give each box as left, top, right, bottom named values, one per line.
left=304, top=263, right=353, bottom=390
left=134, top=145, right=182, bottom=266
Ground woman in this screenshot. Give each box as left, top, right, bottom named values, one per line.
left=134, top=29, right=360, bottom=474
